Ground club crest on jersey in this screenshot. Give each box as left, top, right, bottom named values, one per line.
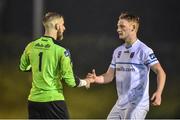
left=130, top=52, right=135, bottom=58
left=149, top=53, right=156, bottom=60
left=117, top=51, right=122, bottom=58
left=64, top=50, right=70, bottom=57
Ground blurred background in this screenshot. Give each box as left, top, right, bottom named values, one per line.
left=0, top=0, right=180, bottom=118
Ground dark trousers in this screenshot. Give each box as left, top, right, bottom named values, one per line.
left=28, top=100, right=69, bottom=119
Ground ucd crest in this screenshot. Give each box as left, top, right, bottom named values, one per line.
left=117, top=51, right=122, bottom=58
left=130, top=52, right=135, bottom=58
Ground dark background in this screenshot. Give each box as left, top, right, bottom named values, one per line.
left=0, top=0, right=180, bottom=118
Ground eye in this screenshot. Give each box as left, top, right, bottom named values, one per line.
left=119, top=25, right=125, bottom=28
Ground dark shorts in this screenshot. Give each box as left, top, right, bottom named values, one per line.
left=28, top=100, right=69, bottom=119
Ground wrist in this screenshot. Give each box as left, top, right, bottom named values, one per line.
left=78, top=79, right=87, bottom=87
left=156, top=89, right=163, bottom=94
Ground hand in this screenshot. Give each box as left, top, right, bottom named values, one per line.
left=84, top=78, right=93, bottom=89
left=86, top=69, right=97, bottom=83
left=151, top=91, right=162, bottom=106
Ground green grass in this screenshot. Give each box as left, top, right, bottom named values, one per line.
left=0, top=60, right=180, bottom=119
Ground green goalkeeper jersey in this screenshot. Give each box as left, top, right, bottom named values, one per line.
left=20, top=36, right=79, bottom=102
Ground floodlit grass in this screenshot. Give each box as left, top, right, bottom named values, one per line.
left=0, top=60, right=180, bottom=118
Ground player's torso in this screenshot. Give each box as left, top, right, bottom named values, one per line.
left=27, top=37, right=65, bottom=102
left=114, top=40, right=150, bottom=106
left=29, top=37, right=60, bottom=81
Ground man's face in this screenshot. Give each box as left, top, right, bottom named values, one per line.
left=117, top=19, right=133, bottom=40
left=57, top=18, right=65, bottom=40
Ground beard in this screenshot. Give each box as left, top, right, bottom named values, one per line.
left=57, top=31, right=64, bottom=40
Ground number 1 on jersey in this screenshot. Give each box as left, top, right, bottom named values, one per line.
left=39, top=52, right=43, bottom=72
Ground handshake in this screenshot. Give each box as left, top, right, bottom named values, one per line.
left=82, top=69, right=97, bottom=89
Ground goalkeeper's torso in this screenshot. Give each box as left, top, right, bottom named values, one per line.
left=26, top=36, right=70, bottom=102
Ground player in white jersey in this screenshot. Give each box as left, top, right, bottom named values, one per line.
left=87, top=12, right=166, bottom=119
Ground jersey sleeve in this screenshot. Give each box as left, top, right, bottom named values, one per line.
left=60, top=49, right=80, bottom=87
left=144, top=48, right=159, bottom=67
left=19, top=43, right=32, bottom=72
left=109, top=50, right=116, bottom=69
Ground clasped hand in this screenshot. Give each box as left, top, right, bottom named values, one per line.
left=84, top=69, right=97, bottom=89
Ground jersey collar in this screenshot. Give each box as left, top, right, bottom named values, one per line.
left=43, top=36, right=56, bottom=41
left=42, top=36, right=61, bottom=45
left=125, top=39, right=139, bottom=49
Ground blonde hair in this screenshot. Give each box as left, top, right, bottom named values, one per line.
left=119, top=12, right=140, bottom=31
left=43, top=12, right=63, bottom=29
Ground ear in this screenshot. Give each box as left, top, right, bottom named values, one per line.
left=131, top=24, right=136, bottom=31
left=55, top=24, right=60, bottom=30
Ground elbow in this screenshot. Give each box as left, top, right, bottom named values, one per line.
left=163, top=70, right=166, bottom=80
left=157, top=68, right=166, bottom=81
left=109, top=76, right=114, bottom=83
left=160, top=67, right=166, bottom=79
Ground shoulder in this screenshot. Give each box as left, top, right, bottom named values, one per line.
left=137, top=40, right=153, bottom=54
left=53, top=40, right=72, bottom=57
left=24, top=41, right=34, bottom=51
left=53, top=40, right=67, bottom=51
left=113, top=43, right=125, bottom=54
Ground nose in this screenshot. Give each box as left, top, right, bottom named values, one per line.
left=117, top=28, right=120, bottom=33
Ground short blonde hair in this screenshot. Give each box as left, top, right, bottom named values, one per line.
left=119, top=12, right=140, bottom=31
left=43, top=12, right=63, bottom=28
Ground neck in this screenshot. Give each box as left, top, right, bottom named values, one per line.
left=44, top=30, right=57, bottom=40
left=125, top=34, right=137, bottom=45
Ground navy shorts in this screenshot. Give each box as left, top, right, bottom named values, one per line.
left=28, top=100, right=69, bottom=119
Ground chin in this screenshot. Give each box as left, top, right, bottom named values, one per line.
left=57, top=34, right=63, bottom=40
left=57, top=37, right=63, bottom=40
left=119, top=36, right=124, bottom=39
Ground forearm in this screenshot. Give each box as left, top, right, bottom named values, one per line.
left=95, top=75, right=105, bottom=84
left=95, top=73, right=113, bottom=84
left=156, top=70, right=166, bottom=94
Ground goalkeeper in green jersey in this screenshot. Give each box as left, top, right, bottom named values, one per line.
left=19, top=12, right=91, bottom=119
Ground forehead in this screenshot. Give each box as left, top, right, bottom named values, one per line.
left=117, top=19, right=130, bottom=25
left=55, top=17, right=64, bottom=24
left=59, top=17, right=64, bottom=23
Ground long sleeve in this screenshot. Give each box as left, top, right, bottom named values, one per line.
left=19, top=43, right=32, bottom=72
left=60, top=49, right=80, bottom=87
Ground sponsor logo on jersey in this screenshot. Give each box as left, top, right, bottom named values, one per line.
left=41, top=39, right=48, bottom=41
left=35, top=43, right=51, bottom=48
left=116, top=66, right=135, bottom=72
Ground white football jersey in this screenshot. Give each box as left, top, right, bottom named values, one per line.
left=110, top=39, right=158, bottom=109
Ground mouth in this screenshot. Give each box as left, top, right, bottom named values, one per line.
left=119, top=33, right=123, bottom=36
left=118, top=31, right=122, bottom=34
